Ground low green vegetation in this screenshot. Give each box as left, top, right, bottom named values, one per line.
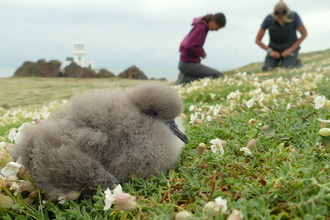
left=0, top=77, right=150, bottom=109
left=1, top=49, right=330, bottom=219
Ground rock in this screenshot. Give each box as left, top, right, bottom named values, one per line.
left=37, top=59, right=47, bottom=65
left=118, top=66, right=148, bottom=80
left=14, top=61, right=39, bottom=77
left=64, top=62, right=97, bottom=78
left=64, top=62, right=84, bottom=77
left=14, top=59, right=61, bottom=77
left=97, top=69, right=115, bottom=78
left=39, top=60, right=61, bottom=77
left=82, top=68, right=97, bottom=78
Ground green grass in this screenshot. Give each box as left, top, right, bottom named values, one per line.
left=0, top=77, right=154, bottom=108
left=1, top=49, right=330, bottom=219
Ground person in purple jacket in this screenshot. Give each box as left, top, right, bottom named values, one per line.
left=255, top=1, right=307, bottom=71
left=176, top=13, right=226, bottom=85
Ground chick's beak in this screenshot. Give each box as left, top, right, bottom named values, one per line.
left=165, top=120, right=189, bottom=144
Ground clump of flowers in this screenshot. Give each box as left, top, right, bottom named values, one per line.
left=314, top=95, right=330, bottom=109
left=187, top=104, right=232, bottom=125
left=104, top=184, right=137, bottom=212
left=0, top=100, right=67, bottom=128
left=315, top=95, right=330, bottom=149
left=203, top=196, right=228, bottom=216
left=210, top=138, right=226, bottom=155
left=0, top=159, right=39, bottom=208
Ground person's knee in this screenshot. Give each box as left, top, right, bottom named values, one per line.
left=175, top=72, right=200, bottom=85
left=262, top=66, right=268, bottom=71
left=281, top=59, right=297, bottom=68
left=263, top=56, right=278, bottom=70
left=262, top=66, right=274, bottom=71
left=212, top=71, right=224, bottom=78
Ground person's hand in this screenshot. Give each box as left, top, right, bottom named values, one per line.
left=269, top=50, right=281, bottom=59
left=281, top=49, right=293, bottom=58
left=201, top=52, right=207, bottom=58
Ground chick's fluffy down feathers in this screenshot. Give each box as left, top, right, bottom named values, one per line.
left=11, top=82, right=186, bottom=199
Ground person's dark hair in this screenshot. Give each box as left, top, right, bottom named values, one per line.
left=202, top=13, right=226, bottom=27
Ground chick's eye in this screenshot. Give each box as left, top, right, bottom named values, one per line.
left=153, top=111, right=158, bottom=117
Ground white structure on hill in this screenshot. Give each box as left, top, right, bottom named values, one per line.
left=64, top=40, right=96, bottom=69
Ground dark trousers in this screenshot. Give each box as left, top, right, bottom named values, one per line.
left=262, top=49, right=301, bottom=71
left=176, top=61, right=224, bottom=84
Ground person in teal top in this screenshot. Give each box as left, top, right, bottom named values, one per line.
left=255, top=1, right=307, bottom=70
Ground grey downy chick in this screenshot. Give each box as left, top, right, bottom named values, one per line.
left=11, top=82, right=188, bottom=200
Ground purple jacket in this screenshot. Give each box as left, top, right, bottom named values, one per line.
left=179, top=17, right=209, bottom=63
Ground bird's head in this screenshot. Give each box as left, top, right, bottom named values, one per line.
left=127, top=82, right=188, bottom=144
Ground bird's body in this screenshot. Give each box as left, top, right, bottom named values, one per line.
left=11, top=82, right=188, bottom=199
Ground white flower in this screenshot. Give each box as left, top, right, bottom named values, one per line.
left=215, top=196, right=228, bottom=214
left=104, top=185, right=137, bottom=211
left=246, top=99, right=254, bottom=108
left=0, top=142, right=5, bottom=149
left=314, top=95, right=326, bottom=109
left=10, top=182, right=21, bottom=196
left=8, top=130, right=16, bottom=142
left=261, top=79, right=275, bottom=87
left=189, top=105, right=195, bottom=111
left=227, top=209, right=243, bottom=220
left=227, top=90, right=240, bottom=100
left=203, top=196, right=228, bottom=216
left=271, top=84, right=279, bottom=94
left=239, top=147, right=253, bottom=156
left=287, top=103, right=291, bottom=110
left=318, top=119, right=330, bottom=123
left=1, top=162, right=21, bottom=176
left=201, top=113, right=205, bottom=121
left=213, top=107, right=220, bottom=116
left=189, top=113, right=197, bottom=124
left=304, top=91, right=310, bottom=96
left=58, top=194, right=66, bottom=205
left=104, top=188, right=116, bottom=211
left=175, top=210, right=192, bottom=220
left=210, top=138, right=224, bottom=155
left=206, top=116, right=212, bottom=121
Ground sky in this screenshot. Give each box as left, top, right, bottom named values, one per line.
left=1, top=0, right=330, bottom=72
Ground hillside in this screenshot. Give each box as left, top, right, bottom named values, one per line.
left=224, top=48, right=330, bottom=76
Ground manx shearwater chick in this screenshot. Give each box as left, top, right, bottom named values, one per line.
left=11, top=82, right=188, bottom=199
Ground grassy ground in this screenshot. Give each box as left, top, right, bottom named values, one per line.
left=1, top=49, right=330, bottom=219
left=0, top=77, right=152, bottom=109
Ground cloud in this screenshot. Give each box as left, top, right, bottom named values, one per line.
left=1, top=0, right=330, bottom=71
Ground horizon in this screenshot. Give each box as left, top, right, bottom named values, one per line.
left=1, top=47, right=329, bottom=80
